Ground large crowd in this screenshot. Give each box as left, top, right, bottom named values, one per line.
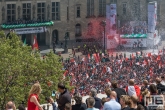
left=5, top=44, right=165, bottom=110
left=65, top=44, right=165, bottom=96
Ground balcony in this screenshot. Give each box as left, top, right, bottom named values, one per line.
left=1, top=20, right=54, bottom=29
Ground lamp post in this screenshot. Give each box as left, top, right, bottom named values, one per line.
left=64, top=31, right=69, bottom=53
left=101, top=20, right=106, bottom=54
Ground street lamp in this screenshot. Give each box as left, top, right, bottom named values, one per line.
left=101, top=20, right=106, bottom=54
left=64, top=31, right=69, bottom=53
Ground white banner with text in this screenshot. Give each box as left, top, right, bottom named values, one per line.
left=12, top=27, right=47, bottom=35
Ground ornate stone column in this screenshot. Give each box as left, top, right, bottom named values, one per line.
left=32, top=5, right=36, bottom=19
left=47, top=4, right=50, bottom=20
left=1, top=6, right=5, bottom=23
left=17, top=6, right=21, bottom=19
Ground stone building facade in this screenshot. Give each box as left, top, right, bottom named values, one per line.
left=0, top=0, right=110, bottom=47
left=0, top=0, right=164, bottom=47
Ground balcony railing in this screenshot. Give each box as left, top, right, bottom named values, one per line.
left=1, top=19, right=54, bottom=29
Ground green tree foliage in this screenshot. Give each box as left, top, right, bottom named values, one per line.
left=0, top=31, right=72, bottom=109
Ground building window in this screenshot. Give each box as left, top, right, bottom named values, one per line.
left=52, top=2, right=60, bottom=20
left=22, top=3, right=31, bottom=20
left=76, top=6, right=80, bottom=18
left=87, top=0, right=94, bottom=17
left=99, top=0, right=106, bottom=16
left=134, top=3, right=138, bottom=15
left=37, top=3, right=45, bottom=21
left=123, top=3, right=127, bottom=15
left=87, top=23, right=93, bottom=35
left=75, top=24, right=81, bottom=36
left=7, top=4, right=16, bottom=22
left=110, top=0, right=116, bottom=3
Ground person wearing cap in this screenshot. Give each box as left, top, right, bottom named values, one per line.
left=56, top=82, right=71, bottom=110
left=86, top=88, right=102, bottom=109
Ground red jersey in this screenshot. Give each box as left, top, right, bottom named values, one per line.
left=27, top=94, right=39, bottom=110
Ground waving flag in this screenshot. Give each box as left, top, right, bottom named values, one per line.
left=93, top=53, right=99, bottom=63
left=23, top=38, right=26, bottom=46
left=32, top=36, right=39, bottom=50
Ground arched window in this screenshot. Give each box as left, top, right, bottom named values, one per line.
left=75, top=24, right=81, bottom=37
left=87, top=22, right=93, bottom=35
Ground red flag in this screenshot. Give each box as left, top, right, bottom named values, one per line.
left=125, top=57, right=128, bottom=61
left=103, top=66, right=106, bottom=73
left=157, top=55, right=161, bottom=61
left=96, top=53, right=100, bottom=62
left=70, top=58, right=75, bottom=63
left=64, top=70, right=68, bottom=76
left=32, top=36, right=39, bottom=50
left=93, top=54, right=99, bottom=63
left=88, top=54, right=90, bottom=59
left=148, top=53, right=151, bottom=57
left=143, top=60, right=148, bottom=65
left=132, top=53, right=135, bottom=59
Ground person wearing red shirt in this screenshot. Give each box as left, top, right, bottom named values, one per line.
left=27, top=83, right=43, bottom=110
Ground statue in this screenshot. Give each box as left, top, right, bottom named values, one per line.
left=64, top=32, right=69, bottom=53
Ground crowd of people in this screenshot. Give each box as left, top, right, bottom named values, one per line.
left=120, top=24, right=148, bottom=35
left=6, top=79, right=165, bottom=110
left=65, top=44, right=165, bottom=96
left=5, top=43, right=165, bottom=110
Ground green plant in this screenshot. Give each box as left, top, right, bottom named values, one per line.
left=0, top=31, right=72, bottom=109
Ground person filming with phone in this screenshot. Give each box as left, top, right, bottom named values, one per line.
left=56, top=82, right=71, bottom=110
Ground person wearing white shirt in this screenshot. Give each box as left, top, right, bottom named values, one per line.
left=86, top=97, right=99, bottom=110
left=161, top=76, right=165, bottom=86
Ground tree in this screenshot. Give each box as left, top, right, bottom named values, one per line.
left=0, top=31, right=72, bottom=109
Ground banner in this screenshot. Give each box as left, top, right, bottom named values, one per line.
left=107, top=34, right=119, bottom=49
left=110, top=4, right=116, bottom=36
left=148, top=2, right=157, bottom=33
left=120, top=34, right=147, bottom=38
left=12, top=27, right=47, bottom=35
left=120, top=38, right=147, bottom=47
left=106, top=4, right=116, bottom=36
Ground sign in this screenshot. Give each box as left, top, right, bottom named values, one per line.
left=106, top=4, right=116, bottom=36
left=144, top=95, right=164, bottom=110
left=120, top=34, right=147, bottom=38
left=148, top=2, right=157, bottom=33
left=107, top=34, right=119, bottom=49
left=12, top=27, right=47, bottom=35
left=120, top=38, right=147, bottom=47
